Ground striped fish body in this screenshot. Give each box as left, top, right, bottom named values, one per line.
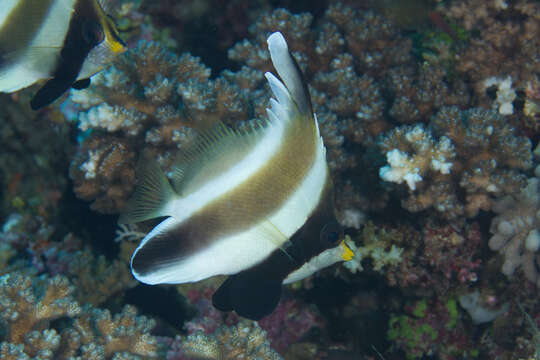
left=121, top=32, right=352, bottom=320
left=0, top=0, right=125, bottom=109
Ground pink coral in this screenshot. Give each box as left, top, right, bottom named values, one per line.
left=386, top=221, right=482, bottom=294
left=258, top=298, right=325, bottom=354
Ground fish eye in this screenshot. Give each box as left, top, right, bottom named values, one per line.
left=320, top=221, right=342, bottom=246
left=82, top=20, right=105, bottom=46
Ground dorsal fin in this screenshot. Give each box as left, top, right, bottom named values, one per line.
left=266, top=32, right=313, bottom=118
left=168, top=120, right=270, bottom=197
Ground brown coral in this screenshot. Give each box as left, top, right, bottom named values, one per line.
left=180, top=320, right=282, bottom=360
left=66, top=247, right=137, bottom=306
left=379, top=106, right=532, bottom=219
left=446, top=0, right=540, bottom=113
left=0, top=272, right=81, bottom=355
left=69, top=40, right=252, bottom=213
left=0, top=272, right=158, bottom=359
left=60, top=305, right=158, bottom=359
left=70, top=134, right=136, bottom=213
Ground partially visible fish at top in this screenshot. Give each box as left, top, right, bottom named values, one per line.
left=0, top=0, right=126, bottom=110
left=120, top=31, right=354, bottom=320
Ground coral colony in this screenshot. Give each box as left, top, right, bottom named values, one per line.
left=1, top=0, right=540, bottom=358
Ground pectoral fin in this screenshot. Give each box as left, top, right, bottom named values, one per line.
left=72, top=78, right=91, bottom=89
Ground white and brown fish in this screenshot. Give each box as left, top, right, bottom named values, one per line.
left=0, top=0, right=126, bottom=109
left=120, top=32, right=353, bottom=320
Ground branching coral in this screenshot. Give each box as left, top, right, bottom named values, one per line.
left=343, top=222, right=404, bottom=274
left=445, top=0, right=540, bottom=114
left=70, top=133, right=136, bottom=213
left=0, top=272, right=158, bottom=359
left=385, top=62, right=471, bottom=124
left=64, top=247, right=136, bottom=306
left=524, top=75, right=540, bottom=131
left=60, top=305, right=158, bottom=359
left=68, top=40, right=250, bottom=213
left=0, top=212, right=136, bottom=306
left=379, top=106, right=532, bottom=219
left=168, top=320, right=282, bottom=360
left=0, top=272, right=81, bottom=346
left=378, top=124, right=455, bottom=191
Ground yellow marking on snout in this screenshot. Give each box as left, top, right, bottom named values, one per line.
left=341, top=240, right=354, bottom=261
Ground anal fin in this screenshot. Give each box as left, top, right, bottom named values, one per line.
left=72, top=78, right=90, bottom=89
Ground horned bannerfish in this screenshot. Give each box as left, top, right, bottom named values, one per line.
left=120, top=32, right=354, bottom=320
left=0, top=0, right=126, bottom=110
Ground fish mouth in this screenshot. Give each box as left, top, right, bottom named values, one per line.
left=340, top=240, right=354, bottom=261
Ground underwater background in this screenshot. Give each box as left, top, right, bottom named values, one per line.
left=1, top=0, right=540, bottom=358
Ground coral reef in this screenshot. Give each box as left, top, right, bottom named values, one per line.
left=61, top=305, right=158, bottom=359
left=0, top=213, right=135, bottom=306
left=0, top=272, right=81, bottom=345
left=178, top=280, right=324, bottom=356
left=343, top=222, right=404, bottom=274
left=445, top=0, right=540, bottom=115
left=378, top=124, right=455, bottom=191
left=379, top=106, right=532, bottom=219
left=68, top=4, right=431, bottom=215
left=0, top=272, right=158, bottom=359
left=388, top=297, right=478, bottom=359
left=524, top=75, right=540, bottom=132
left=0, top=94, right=70, bottom=219
left=459, top=290, right=508, bottom=325
left=68, top=40, right=248, bottom=213
left=385, top=221, right=482, bottom=294
left=489, top=173, right=540, bottom=286
left=165, top=321, right=282, bottom=360
left=2, top=0, right=540, bottom=359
